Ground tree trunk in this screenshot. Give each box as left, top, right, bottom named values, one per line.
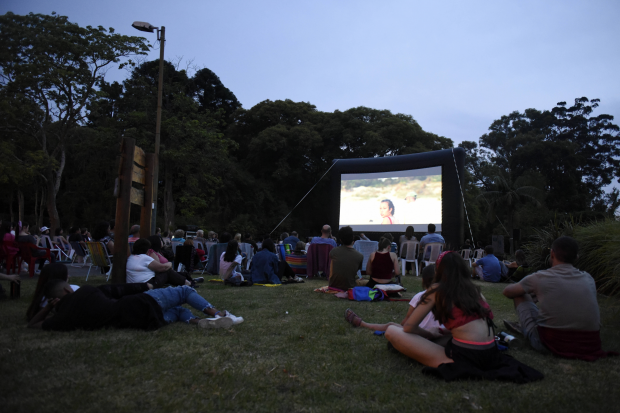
left=9, top=191, right=14, bottom=223
left=17, top=189, right=24, bottom=222
left=163, top=163, right=175, bottom=231
left=46, top=169, right=60, bottom=233
left=38, top=187, right=46, bottom=230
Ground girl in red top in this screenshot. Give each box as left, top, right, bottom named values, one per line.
left=379, top=199, right=398, bottom=224
left=386, top=251, right=495, bottom=367
left=387, top=251, right=544, bottom=382
left=365, top=237, right=400, bottom=288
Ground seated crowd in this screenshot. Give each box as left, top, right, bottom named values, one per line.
left=0, top=217, right=616, bottom=384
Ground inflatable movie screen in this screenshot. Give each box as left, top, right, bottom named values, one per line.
left=338, top=166, right=441, bottom=232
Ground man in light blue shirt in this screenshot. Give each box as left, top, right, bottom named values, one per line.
left=419, top=224, right=445, bottom=260
left=472, top=245, right=502, bottom=283
left=311, top=225, right=337, bottom=248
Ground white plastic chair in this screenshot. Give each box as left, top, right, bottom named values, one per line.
left=473, top=249, right=485, bottom=260
left=400, top=240, right=420, bottom=276
left=422, top=242, right=445, bottom=270
left=460, top=249, right=473, bottom=267
left=40, top=235, right=62, bottom=261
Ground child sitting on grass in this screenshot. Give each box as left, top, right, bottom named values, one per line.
left=345, top=264, right=447, bottom=342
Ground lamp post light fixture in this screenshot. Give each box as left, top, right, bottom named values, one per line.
left=132, top=21, right=165, bottom=235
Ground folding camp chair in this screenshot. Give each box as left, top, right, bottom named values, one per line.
left=353, top=240, right=379, bottom=277
left=40, top=235, right=62, bottom=261
left=238, top=242, right=255, bottom=270
left=84, top=241, right=113, bottom=281
left=306, top=243, right=333, bottom=279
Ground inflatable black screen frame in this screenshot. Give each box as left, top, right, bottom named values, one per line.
left=329, top=148, right=465, bottom=248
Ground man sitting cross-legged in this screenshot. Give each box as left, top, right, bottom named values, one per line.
left=503, top=236, right=617, bottom=361
left=472, top=245, right=502, bottom=283
left=328, top=226, right=363, bottom=291
left=28, top=280, right=243, bottom=331
left=344, top=265, right=450, bottom=346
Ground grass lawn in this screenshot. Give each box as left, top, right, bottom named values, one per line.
left=1, top=273, right=619, bottom=412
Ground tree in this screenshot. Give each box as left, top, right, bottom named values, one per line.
left=0, top=12, right=149, bottom=232
left=111, top=60, right=236, bottom=230
left=224, top=101, right=454, bottom=235
left=479, top=98, right=620, bottom=212
left=188, top=68, right=241, bottom=121
left=477, top=171, right=543, bottom=253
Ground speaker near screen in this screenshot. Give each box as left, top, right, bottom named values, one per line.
left=330, top=148, right=465, bottom=248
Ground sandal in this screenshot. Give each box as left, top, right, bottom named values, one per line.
left=345, top=308, right=362, bottom=327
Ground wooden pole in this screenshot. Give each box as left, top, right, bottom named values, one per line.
left=111, top=138, right=135, bottom=283
left=140, top=153, right=155, bottom=240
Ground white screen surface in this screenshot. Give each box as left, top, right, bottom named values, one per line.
left=339, top=166, right=442, bottom=232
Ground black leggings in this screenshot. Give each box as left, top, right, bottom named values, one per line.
left=148, top=268, right=189, bottom=289
left=278, top=260, right=295, bottom=280
left=32, top=250, right=56, bottom=270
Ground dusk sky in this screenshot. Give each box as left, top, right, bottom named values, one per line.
left=3, top=1, right=620, bottom=184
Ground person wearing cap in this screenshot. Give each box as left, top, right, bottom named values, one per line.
left=402, top=191, right=418, bottom=224
left=18, top=223, right=56, bottom=273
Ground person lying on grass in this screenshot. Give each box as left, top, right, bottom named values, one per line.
left=26, top=263, right=80, bottom=322
left=382, top=251, right=543, bottom=382
left=27, top=280, right=243, bottom=331
left=345, top=264, right=448, bottom=344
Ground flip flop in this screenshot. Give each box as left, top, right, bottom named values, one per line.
left=345, top=308, right=362, bottom=327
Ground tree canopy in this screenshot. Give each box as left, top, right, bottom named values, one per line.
left=2, top=12, right=619, bottom=248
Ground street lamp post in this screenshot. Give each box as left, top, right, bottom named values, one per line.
left=132, top=21, right=165, bottom=235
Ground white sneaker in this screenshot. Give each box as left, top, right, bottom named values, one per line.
left=198, top=317, right=233, bottom=329
left=219, top=310, right=244, bottom=325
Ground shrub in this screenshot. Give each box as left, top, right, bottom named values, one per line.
left=574, top=219, right=620, bottom=296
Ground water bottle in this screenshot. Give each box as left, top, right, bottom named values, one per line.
left=498, top=331, right=520, bottom=349
left=10, top=281, right=20, bottom=299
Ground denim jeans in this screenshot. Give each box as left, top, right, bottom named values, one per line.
left=144, top=285, right=214, bottom=324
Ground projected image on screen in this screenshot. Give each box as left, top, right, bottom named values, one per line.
left=339, top=166, right=442, bottom=231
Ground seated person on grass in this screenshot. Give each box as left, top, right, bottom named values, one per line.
left=345, top=265, right=448, bottom=344
left=472, top=245, right=502, bottom=283
left=249, top=239, right=302, bottom=284
left=292, top=241, right=306, bottom=255
left=365, top=236, right=401, bottom=288
left=505, top=249, right=530, bottom=282
left=127, top=239, right=191, bottom=288
left=28, top=280, right=243, bottom=331
left=220, top=240, right=245, bottom=282
left=382, top=251, right=543, bottom=383
left=503, top=236, right=618, bottom=361
left=328, top=226, right=363, bottom=291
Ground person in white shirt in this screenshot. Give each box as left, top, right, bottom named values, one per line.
left=127, top=239, right=190, bottom=288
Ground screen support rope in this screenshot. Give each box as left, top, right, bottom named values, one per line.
left=269, top=160, right=339, bottom=236
left=452, top=148, right=475, bottom=246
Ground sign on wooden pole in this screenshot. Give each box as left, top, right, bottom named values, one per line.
left=111, top=138, right=135, bottom=283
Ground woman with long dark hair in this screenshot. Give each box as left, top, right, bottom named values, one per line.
left=26, top=263, right=78, bottom=321
left=92, top=221, right=114, bottom=254
left=385, top=251, right=542, bottom=382
left=219, top=240, right=243, bottom=281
